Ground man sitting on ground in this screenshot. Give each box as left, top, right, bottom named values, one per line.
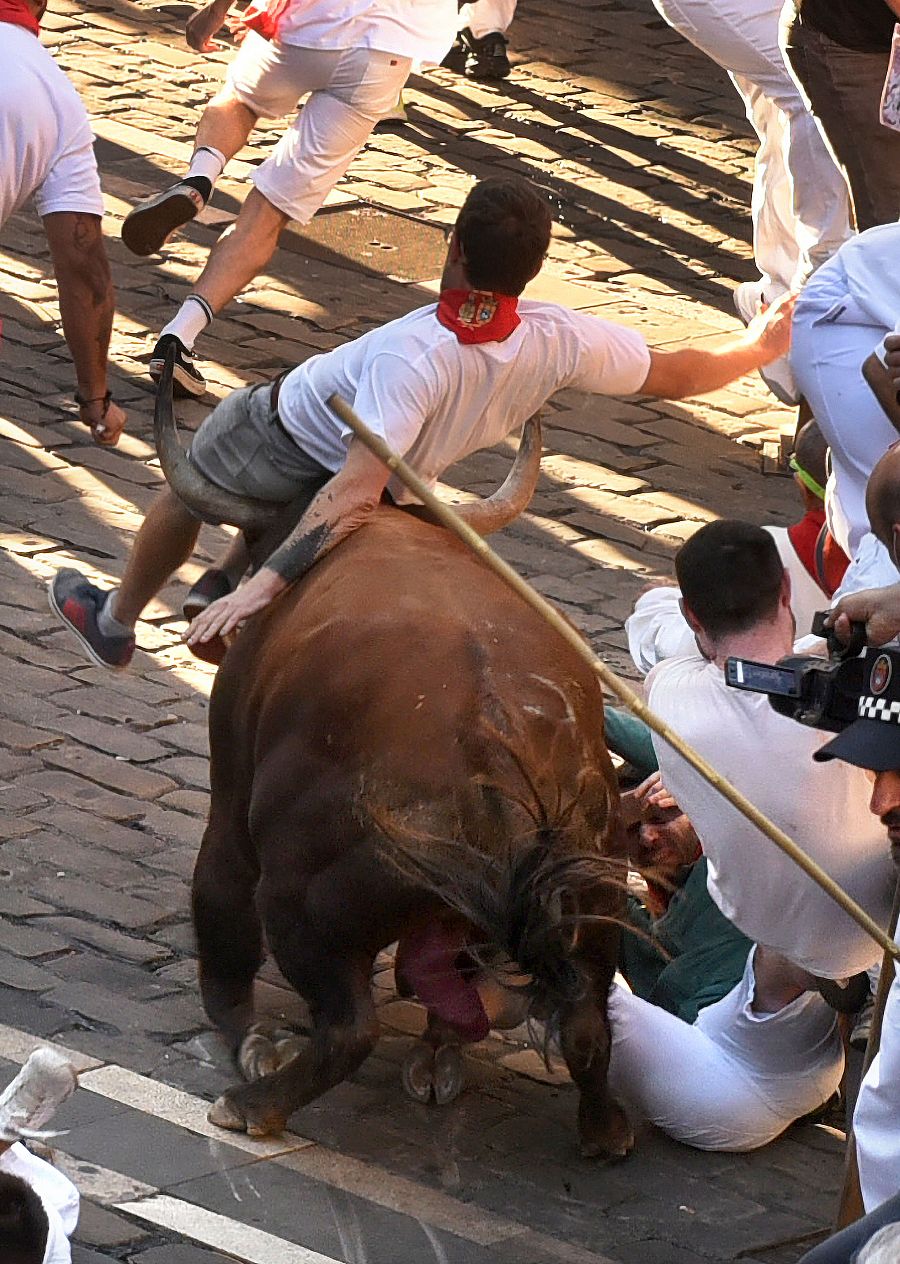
left=48, top=176, right=794, bottom=672
left=605, top=520, right=894, bottom=1150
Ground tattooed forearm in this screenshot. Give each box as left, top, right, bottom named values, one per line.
left=266, top=521, right=332, bottom=582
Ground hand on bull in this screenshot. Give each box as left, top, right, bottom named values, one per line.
left=185, top=567, right=286, bottom=646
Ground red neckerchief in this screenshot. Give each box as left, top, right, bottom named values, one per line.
left=227, top=0, right=292, bottom=41
left=436, top=288, right=520, bottom=345
left=0, top=0, right=40, bottom=34
left=787, top=507, right=826, bottom=587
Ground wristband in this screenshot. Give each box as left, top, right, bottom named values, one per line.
left=75, top=390, right=111, bottom=416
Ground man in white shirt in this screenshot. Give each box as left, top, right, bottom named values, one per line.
left=121, top=0, right=458, bottom=398
left=606, top=520, right=894, bottom=1150
left=791, top=222, right=900, bottom=562
left=1, top=0, right=125, bottom=445
left=49, top=175, right=794, bottom=672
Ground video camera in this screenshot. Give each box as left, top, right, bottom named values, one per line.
left=725, top=613, right=867, bottom=733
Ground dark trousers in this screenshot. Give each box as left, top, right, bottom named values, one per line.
left=785, top=14, right=900, bottom=230
left=798, top=1192, right=900, bottom=1263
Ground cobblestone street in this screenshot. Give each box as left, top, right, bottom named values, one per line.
left=0, top=0, right=848, bottom=1259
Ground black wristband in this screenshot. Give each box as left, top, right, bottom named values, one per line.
left=75, top=390, right=111, bottom=415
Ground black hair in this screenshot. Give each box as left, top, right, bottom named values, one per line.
left=0, top=1172, right=49, bottom=1264
left=793, top=419, right=828, bottom=492
left=675, top=519, right=785, bottom=640
left=455, top=177, right=552, bottom=296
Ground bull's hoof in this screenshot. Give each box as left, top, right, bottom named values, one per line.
left=401, top=1042, right=465, bottom=1105
left=208, top=1085, right=287, bottom=1138
left=237, top=1025, right=306, bottom=1082
left=433, top=1046, right=464, bottom=1105
left=401, top=1043, right=435, bottom=1103
left=578, top=1106, right=634, bottom=1162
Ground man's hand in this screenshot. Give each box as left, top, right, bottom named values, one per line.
left=186, top=567, right=285, bottom=645
left=826, top=583, right=900, bottom=648
left=79, top=397, right=126, bottom=447
left=186, top=0, right=232, bottom=51
left=884, top=333, right=900, bottom=390
left=745, top=291, right=796, bottom=365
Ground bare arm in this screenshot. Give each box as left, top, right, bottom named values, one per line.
left=640, top=293, right=795, bottom=399
left=186, top=0, right=234, bottom=51
left=42, top=211, right=125, bottom=445
left=186, top=438, right=391, bottom=644
left=885, top=0, right=900, bottom=18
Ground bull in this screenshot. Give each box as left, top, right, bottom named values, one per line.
left=157, top=366, right=633, bottom=1161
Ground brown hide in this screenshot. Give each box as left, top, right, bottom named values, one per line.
left=194, top=507, right=632, bottom=1157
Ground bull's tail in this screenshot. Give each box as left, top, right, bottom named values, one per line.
left=371, top=815, right=631, bottom=1031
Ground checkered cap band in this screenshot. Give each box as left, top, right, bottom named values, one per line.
left=858, top=696, right=900, bottom=722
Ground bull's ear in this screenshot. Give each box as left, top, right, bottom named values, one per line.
left=454, top=415, right=542, bottom=537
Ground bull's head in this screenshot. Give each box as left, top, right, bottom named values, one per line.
left=154, top=344, right=542, bottom=537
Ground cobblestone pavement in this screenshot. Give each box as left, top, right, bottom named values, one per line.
left=0, top=0, right=848, bottom=1260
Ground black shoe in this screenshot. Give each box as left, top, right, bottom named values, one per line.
left=122, top=180, right=207, bottom=257
left=441, top=36, right=467, bottom=72
left=460, top=28, right=510, bottom=80
left=149, top=334, right=207, bottom=399
left=182, top=568, right=233, bottom=623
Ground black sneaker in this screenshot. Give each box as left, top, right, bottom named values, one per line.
left=49, top=569, right=135, bottom=671
left=149, top=334, right=207, bottom=399
left=441, top=35, right=467, bottom=73
left=122, top=181, right=207, bottom=257
left=460, top=28, right=510, bottom=80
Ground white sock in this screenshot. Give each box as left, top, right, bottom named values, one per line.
left=98, top=590, right=134, bottom=636
left=186, top=145, right=226, bottom=187
left=160, top=294, right=214, bottom=351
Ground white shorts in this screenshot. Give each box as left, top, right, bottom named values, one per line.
left=607, top=949, right=844, bottom=1151
left=226, top=33, right=411, bottom=223
left=0, top=25, right=104, bottom=229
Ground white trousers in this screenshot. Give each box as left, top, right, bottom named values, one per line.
left=652, top=0, right=852, bottom=293
left=458, top=0, right=517, bottom=38
left=855, top=962, right=900, bottom=1213
left=791, top=255, right=896, bottom=559
left=227, top=34, right=412, bottom=223
left=608, top=951, right=844, bottom=1151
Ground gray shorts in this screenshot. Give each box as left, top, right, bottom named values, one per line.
left=188, top=381, right=332, bottom=505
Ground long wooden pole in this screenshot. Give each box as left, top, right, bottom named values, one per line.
left=329, top=394, right=900, bottom=964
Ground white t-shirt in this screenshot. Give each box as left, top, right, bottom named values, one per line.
left=278, top=301, right=651, bottom=503
left=854, top=940, right=900, bottom=1212
left=0, top=25, right=104, bottom=229
left=647, top=655, right=894, bottom=978
left=0, top=1143, right=78, bottom=1263
left=277, top=0, right=458, bottom=63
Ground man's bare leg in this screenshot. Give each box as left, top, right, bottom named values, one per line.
left=111, top=489, right=204, bottom=627
left=50, top=488, right=203, bottom=670
left=149, top=190, right=290, bottom=396
left=122, top=86, right=258, bottom=258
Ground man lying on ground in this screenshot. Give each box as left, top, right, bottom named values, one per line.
left=48, top=175, right=794, bottom=672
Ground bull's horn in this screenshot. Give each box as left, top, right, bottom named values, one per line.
left=454, top=414, right=542, bottom=536
left=153, top=344, right=283, bottom=532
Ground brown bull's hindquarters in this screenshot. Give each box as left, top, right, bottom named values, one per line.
left=193, top=508, right=631, bottom=1158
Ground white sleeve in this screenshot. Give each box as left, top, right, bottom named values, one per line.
left=625, top=586, right=695, bottom=675
left=562, top=312, right=652, bottom=396
left=343, top=350, right=434, bottom=457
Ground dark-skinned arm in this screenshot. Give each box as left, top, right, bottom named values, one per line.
left=42, top=211, right=125, bottom=445
left=185, top=438, right=391, bottom=645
